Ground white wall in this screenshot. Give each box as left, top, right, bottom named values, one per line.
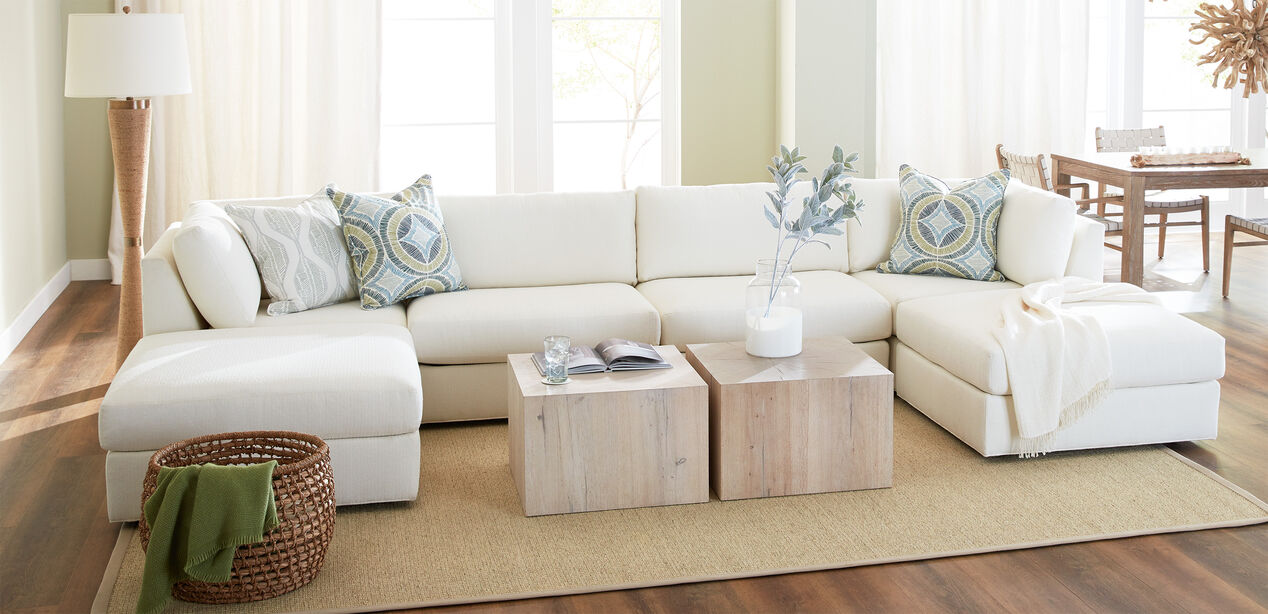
left=777, top=0, right=877, bottom=177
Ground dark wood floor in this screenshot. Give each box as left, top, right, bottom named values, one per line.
left=1, top=234, right=1264, bottom=614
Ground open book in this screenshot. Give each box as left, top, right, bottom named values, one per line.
left=531, top=338, right=671, bottom=375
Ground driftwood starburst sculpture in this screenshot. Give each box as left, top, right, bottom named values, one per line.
left=1191, top=0, right=1268, bottom=97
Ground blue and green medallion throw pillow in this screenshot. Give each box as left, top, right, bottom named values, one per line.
left=326, top=175, right=466, bottom=309
left=877, top=164, right=1009, bottom=281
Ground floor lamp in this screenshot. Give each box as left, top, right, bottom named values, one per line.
left=64, top=9, right=191, bottom=366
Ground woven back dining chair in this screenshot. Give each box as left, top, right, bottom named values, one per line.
left=995, top=145, right=1056, bottom=191
left=996, top=144, right=1123, bottom=250
left=1094, top=126, right=1168, bottom=153
left=1090, top=127, right=1211, bottom=271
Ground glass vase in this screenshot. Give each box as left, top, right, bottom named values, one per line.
left=745, top=258, right=802, bottom=358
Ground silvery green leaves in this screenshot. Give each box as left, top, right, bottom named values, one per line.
left=829, top=145, right=863, bottom=221
left=755, top=145, right=862, bottom=318
left=762, top=144, right=865, bottom=257
left=763, top=145, right=808, bottom=229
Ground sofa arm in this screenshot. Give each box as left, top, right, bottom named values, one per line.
left=142, top=223, right=207, bottom=335
left=1065, top=215, right=1106, bottom=282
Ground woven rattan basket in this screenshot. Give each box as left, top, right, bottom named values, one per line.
left=138, top=431, right=336, bottom=604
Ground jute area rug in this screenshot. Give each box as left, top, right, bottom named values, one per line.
left=97, top=403, right=1268, bottom=613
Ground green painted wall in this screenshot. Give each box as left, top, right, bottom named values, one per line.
left=680, top=0, right=779, bottom=185
left=0, top=0, right=69, bottom=333
left=62, top=0, right=116, bottom=261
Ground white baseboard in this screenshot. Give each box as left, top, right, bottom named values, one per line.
left=0, top=262, right=71, bottom=366
left=70, top=258, right=112, bottom=281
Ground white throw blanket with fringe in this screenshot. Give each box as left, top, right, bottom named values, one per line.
left=992, top=277, right=1160, bottom=457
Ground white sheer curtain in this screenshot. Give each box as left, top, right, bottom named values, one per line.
left=875, top=0, right=1089, bottom=179
left=109, top=0, right=379, bottom=283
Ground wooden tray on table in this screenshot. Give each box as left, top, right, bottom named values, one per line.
left=1130, top=152, right=1251, bottom=167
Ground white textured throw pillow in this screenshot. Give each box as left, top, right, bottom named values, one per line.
left=172, top=202, right=261, bottom=328
left=225, top=191, right=359, bottom=315
left=995, top=180, right=1076, bottom=285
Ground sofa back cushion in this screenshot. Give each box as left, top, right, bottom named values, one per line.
left=635, top=183, right=848, bottom=282
left=172, top=202, right=262, bottom=328
left=995, top=180, right=1076, bottom=285
left=440, top=191, right=637, bottom=288
left=845, top=178, right=903, bottom=272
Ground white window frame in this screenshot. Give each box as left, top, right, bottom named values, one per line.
left=379, top=7, right=501, bottom=194
left=1100, top=0, right=1266, bottom=217
left=399, top=0, right=678, bottom=194
left=661, top=1, right=682, bottom=188
left=503, top=0, right=680, bottom=193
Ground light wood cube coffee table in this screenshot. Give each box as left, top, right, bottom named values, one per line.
left=685, top=336, right=893, bottom=500
left=507, top=346, right=709, bottom=516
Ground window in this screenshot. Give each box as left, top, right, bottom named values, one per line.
left=380, top=0, right=679, bottom=195
left=552, top=0, right=665, bottom=191
left=380, top=0, right=499, bottom=194
left=1089, top=0, right=1266, bottom=216
left=1142, top=0, right=1232, bottom=161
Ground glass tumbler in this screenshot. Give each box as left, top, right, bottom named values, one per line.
left=543, top=336, right=571, bottom=384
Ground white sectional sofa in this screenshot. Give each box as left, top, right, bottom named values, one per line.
left=100, top=178, right=1225, bottom=519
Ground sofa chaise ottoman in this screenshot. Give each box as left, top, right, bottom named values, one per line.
left=892, top=290, right=1225, bottom=456
left=99, top=323, right=423, bottom=522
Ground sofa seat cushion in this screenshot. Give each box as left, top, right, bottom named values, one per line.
left=250, top=300, right=407, bottom=328
left=894, top=289, right=1225, bottom=396
left=407, top=283, right=661, bottom=364
left=852, top=270, right=1019, bottom=314
left=99, top=324, right=423, bottom=452
left=636, top=270, right=891, bottom=346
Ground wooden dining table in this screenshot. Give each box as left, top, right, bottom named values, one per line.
left=1051, top=148, right=1268, bottom=287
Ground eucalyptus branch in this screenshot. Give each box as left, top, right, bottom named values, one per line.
left=760, top=145, right=865, bottom=317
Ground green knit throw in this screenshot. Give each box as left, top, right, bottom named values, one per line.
left=137, top=461, right=279, bottom=614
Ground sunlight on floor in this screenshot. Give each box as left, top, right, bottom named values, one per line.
left=0, top=402, right=99, bottom=442
left=1099, top=234, right=1218, bottom=313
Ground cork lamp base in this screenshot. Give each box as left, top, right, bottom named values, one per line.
left=107, top=98, right=152, bottom=367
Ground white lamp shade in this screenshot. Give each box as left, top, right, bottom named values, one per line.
left=65, top=13, right=192, bottom=98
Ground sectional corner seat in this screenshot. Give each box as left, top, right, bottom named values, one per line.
left=99, top=179, right=1226, bottom=521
